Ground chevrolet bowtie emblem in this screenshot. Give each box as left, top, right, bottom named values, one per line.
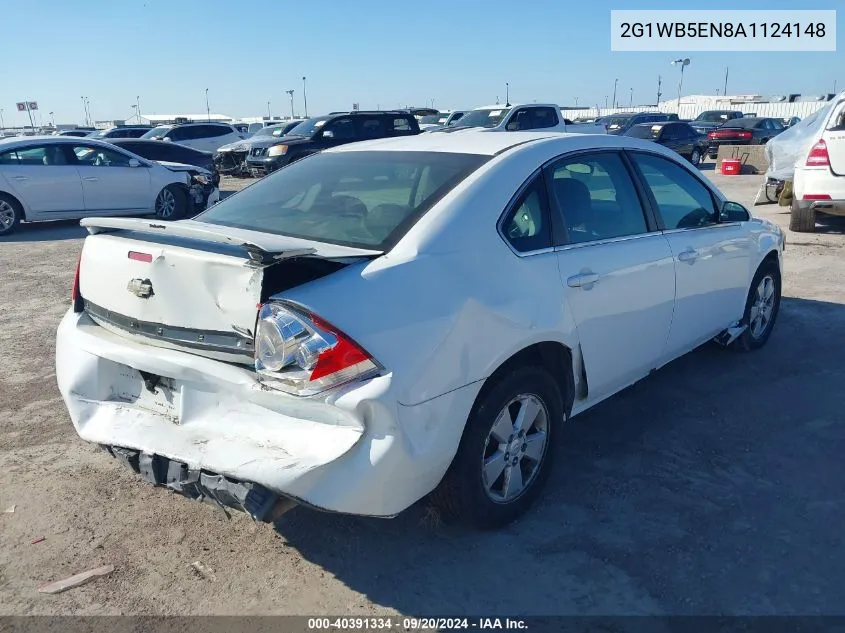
left=127, top=278, right=154, bottom=299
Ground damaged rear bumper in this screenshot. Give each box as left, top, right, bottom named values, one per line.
left=56, top=310, right=476, bottom=518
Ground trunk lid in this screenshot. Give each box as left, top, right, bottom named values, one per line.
left=77, top=218, right=380, bottom=362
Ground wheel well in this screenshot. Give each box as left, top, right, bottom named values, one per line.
left=474, top=342, right=576, bottom=420
left=0, top=190, right=25, bottom=219
left=762, top=249, right=779, bottom=271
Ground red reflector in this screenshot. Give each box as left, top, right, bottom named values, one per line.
left=803, top=194, right=832, bottom=200
left=308, top=314, right=372, bottom=381
left=128, top=251, right=153, bottom=263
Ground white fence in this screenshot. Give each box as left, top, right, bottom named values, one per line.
left=564, top=99, right=829, bottom=121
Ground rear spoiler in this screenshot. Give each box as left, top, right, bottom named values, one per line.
left=79, top=217, right=380, bottom=266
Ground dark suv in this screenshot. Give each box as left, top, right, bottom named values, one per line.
left=245, top=111, right=421, bottom=176
left=604, top=112, right=678, bottom=135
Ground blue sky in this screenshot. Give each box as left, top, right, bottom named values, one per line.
left=0, top=0, right=841, bottom=125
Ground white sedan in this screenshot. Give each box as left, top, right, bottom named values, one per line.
left=0, top=136, right=218, bottom=236
left=55, top=131, right=784, bottom=528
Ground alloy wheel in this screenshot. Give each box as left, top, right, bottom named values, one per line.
left=0, top=201, right=16, bottom=230
left=156, top=189, right=176, bottom=218
left=749, top=274, right=776, bottom=340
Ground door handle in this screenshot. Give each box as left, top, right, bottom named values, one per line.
left=11, top=175, right=28, bottom=181
left=82, top=177, right=98, bottom=182
left=567, top=272, right=600, bottom=288
left=678, top=248, right=698, bottom=263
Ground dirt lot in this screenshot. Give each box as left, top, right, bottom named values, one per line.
left=1, top=170, right=844, bottom=616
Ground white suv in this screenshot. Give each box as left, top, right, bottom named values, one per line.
left=141, top=122, right=245, bottom=153
left=790, top=95, right=845, bottom=232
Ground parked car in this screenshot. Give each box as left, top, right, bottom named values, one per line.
left=215, top=121, right=305, bottom=176
left=443, top=104, right=606, bottom=134
left=790, top=95, right=845, bottom=232
left=0, top=136, right=217, bottom=235
left=88, top=126, right=153, bottom=139
left=245, top=111, right=420, bottom=176
left=141, top=122, right=246, bottom=152
left=604, top=112, right=678, bottom=135
left=107, top=138, right=219, bottom=186
left=705, top=117, right=785, bottom=159
left=419, top=111, right=468, bottom=131
left=56, top=131, right=784, bottom=528
left=689, top=110, right=744, bottom=135
left=624, top=121, right=708, bottom=165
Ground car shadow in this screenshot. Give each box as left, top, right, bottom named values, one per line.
left=272, top=297, right=845, bottom=616
left=1, top=219, right=87, bottom=242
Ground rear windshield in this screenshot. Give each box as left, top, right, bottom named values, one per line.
left=604, top=116, right=634, bottom=130
left=720, top=118, right=761, bottom=129
left=197, top=151, right=489, bottom=249
left=694, top=111, right=736, bottom=122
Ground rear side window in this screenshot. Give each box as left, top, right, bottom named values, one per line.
left=393, top=117, right=412, bottom=132
left=167, top=126, right=190, bottom=141
left=630, top=153, right=718, bottom=229
left=356, top=117, right=386, bottom=139
left=530, top=107, right=559, bottom=129
left=501, top=176, right=552, bottom=252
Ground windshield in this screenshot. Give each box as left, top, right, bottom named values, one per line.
left=196, top=151, right=489, bottom=249
left=142, top=126, right=172, bottom=139
left=254, top=126, right=281, bottom=137
left=694, top=111, right=734, bottom=123
left=624, top=125, right=659, bottom=139
left=604, top=116, right=633, bottom=130
left=285, top=117, right=330, bottom=137
left=455, top=108, right=511, bottom=129
left=88, top=129, right=110, bottom=138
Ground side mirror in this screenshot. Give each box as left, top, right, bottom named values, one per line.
left=162, top=137, right=172, bottom=143
left=506, top=122, right=520, bottom=131
left=128, top=158, right=141, bottom=168
left=322, top=130, right=334, bottom=139
left=721, top=201, right=750, bottom=222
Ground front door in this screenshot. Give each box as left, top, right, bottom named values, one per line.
left=547, top=151, right=676, bottom=402
left=70, top=144, right=152, bottom=213
left=628, top=151, right=752, bottom=360
left=0, top=144, right=84, bottom=216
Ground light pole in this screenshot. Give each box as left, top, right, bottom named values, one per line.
left=267, top=101, right=271, bottom=119
left=505, top=82, right=510, bottom=106
left=80, top=96, right=87, bottom=126
left=574, top=97, right=579, bottom=107
left=612, top=78, right=618, bottom=109
left=629, top=88, right=633, bottom=107
left=131, top=104, right=139, bottom=122
left=0, top=108, right=4, bottom=129
left=286, top=90, right=295, bottom=119
left=302, top=76, right=308, bottom=117
left=136, top=95, right=141, bottom=123
left=205, top=88, right=211, bottom=121
left=656, top=75, right=662, bottom=106
left=671, top=58, right=690, bottom=113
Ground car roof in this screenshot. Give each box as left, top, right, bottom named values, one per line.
left=0, top=135, right=133, bottom=150
left=327, top=129, right=657, bottom=157
left=472, top=103, right=557, bottom=110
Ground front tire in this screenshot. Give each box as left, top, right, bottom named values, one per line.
left=789, top=198, right=816, bottom=233
left=0, top=193, right=23, bottom=236
left=154, top=185, right=187, bottom=220
left=431, top=366, right=564, bottom=529
left=733, top=260, right=781, bottom=352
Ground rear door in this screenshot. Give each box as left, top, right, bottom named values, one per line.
left=354, top=115, right=387, bottom=141
left=628, top=151, right=752, bottom=359
left=71, top=143, right=152, bottom=214
left=547, top=151, right=676, bottom=401
left=0, top=143, right=84, bottom=217
left=823, top=99, right=845, bottom=175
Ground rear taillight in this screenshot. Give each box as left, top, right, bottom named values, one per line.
left=71, top=255, right=83, bottom=313
left=738, top=131, right=752, bottom=139
left=803, top=194, right=832, bottom=200
left=254, top=302, right=379, bottom=396
left=707, top=131, right=716, bottom=139
left=806, top=139, right=830, bottom=166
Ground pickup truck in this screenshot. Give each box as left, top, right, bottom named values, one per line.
left=439, top=104, right=607, bottom=134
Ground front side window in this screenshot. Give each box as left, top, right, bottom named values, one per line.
left=531, top=107, right=558, bottom=129
left=506, top=109, right=533, bottom=131
left=72, top=145, right=132, bottom=167
left=630, top=153, right=718, bottom=229
left=142, top=126, right=172, bottom=140
left=196, top=151, right=488, bottom=248
left=322, top=118, right=355, bottom=140
left=548, top=152, right=648, bottom=245
left=501, top=176, right=551, bottom=252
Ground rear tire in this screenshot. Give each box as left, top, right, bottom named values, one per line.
left=0, top=193, right=23, bottom=236
left=430, top=366, right=564, bottom=529
left=689, top=148, right=702, bottom=166
left=154, top=185, right=188, bottom=220
left=789, top=198, right=816, bottom=233
left=732, top=259, right=781, bottom=352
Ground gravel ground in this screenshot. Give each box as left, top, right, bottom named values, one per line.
left=1, top=168, right=844, bottom=616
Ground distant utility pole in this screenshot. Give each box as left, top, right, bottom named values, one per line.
left=286, top=90, right=295, bottom=119
left=267, top=101, right=271, bottom=118
left=505, top=82, right=510, bottom=106
left=0, top=108, right=4, bottom=129
left=205, top=88, right=211, bottom=121
left=136, top=95, right=141, bottom=123
left=612, top=78, right=618, bottom=108
left=302, top=76, right=308, bottom=117
left=656, top=75, right=662, bottom=105
left=629, top=88, right=633, bottom=107
left=723, top=67, right=729, bottom=96
left=574, top=97, right=579, bottom=106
